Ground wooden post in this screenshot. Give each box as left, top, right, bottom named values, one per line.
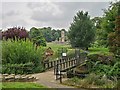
left=63, top=60, right=65, bottom=69
left=60, top=59, right=62, bottom=70
left=69, top=60, right=70, bottom=67
left=56, top=64, right=58, bottom=80
left=60, top=71, right=62, bottom=83
left=60, top=61, right=62, bottom=83
left=54, top=61, right=56, bottom=75
left=47, top=62, right=49, bottom=69
left=71, top=59, right=73, bottom=66
left=66, top=58, right=68, bottom=68
left=51, top=61, right=53, bottom=68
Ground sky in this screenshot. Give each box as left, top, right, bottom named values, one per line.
left=0, top=0, right=116, bottom=31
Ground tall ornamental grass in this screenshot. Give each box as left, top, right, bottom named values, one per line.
left=2, top=39, right=45, bottom=74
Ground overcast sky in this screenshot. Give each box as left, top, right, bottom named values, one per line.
left=1, top=1, right=113, bottom=30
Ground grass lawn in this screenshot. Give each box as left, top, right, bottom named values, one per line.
left=46, top=42, right=71, bottom=52
left=46, top=42, right=110, bottom=57
left=1, top=82, right=47, bottom=88
left=45, top=42, right=73, bottom=60
left=88, top=47, right=111, bottom=55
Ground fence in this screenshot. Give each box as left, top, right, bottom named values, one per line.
left=43, top=51, right=88, bottom=83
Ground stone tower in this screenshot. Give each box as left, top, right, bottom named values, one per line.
left=61, top=31, right=65, bottom=43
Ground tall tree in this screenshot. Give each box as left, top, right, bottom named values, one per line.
left=108, top=2, right=120, bottom=57
left=41, top=27, right=53, bottom=42
left=68, top=11, right=95, bottom=49
left=100, top=1, right=119, bottom=47
left=29, top=27, right=46, bottom=47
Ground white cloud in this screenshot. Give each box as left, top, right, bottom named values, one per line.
left=1, top=2, right=110, bottom=30
left=28, top=2, right=63, bottom=19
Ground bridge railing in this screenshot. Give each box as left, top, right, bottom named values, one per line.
left=43, top=57, right=78, bottom=70
left=43, top=51, right=88, bottom=83
left=55, top=53, right=88, bottom=83
left=43, top=59, right=62, bottom=70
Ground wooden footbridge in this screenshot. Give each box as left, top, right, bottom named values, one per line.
left=43, top=51, right=88, bottom=83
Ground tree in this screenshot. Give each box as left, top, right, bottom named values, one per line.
left=2, top=27, right=28, bottom=41
left=51, top=29, right=59, bottom=41
left=108, top=2, right=120, bottom=57
left=29, top=27, right=46, bottom=47
left=100, top=1, right=119, bottom=47
left=91, top=17, right=104, bottom=47
left=39, top=27, right=67, bottom=42
left=40, top=27, right=53, bottom=42
left=68, top=11, right=95, bottom=49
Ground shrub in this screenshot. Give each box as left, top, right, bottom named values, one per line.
left=87, top=61, right=120, bottom=78
left=2, top=62, right=34, bottom=74
left=2, top=27, right=28, bottom=40
left=56, top=47, right=68, bottom=58
left=2, top=39, right=45, bottom=74
left=63, top=73, right=117, bottom=88
left=87, top=54, right=115, bottom=65
left=87, top=54, right=120, bottom=78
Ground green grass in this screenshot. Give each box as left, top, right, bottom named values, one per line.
left=45, top=42, right=110, bottom=60
left=88, top=47, right=110, bottom=55
left=2, top=82, right=47, bottom=88
left=45, top=42, right=72, bottom=60
left=47, top=42, right=71, bottom=52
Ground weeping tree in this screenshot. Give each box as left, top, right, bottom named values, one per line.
left=68, top=11, right=95, bottom=49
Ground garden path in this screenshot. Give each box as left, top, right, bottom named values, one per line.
left=32, top=69, right=75, bottom=88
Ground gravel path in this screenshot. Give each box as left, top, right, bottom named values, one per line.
left=32, top=70, right=75, bottom=88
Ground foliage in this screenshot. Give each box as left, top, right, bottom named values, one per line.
left=68, top=11, right=95, bottom=48
left=99, top=1, right=119, bottom=47
left=108, top=3, right=120, bottom=57
left=40, top=27, right=67, bottom=42
left=2, top=39, right=45, bottom=74
left=29, top=27, right=46, bottom=46
left=2, top=27, right=28, bottom=40
left=63, top=73, right=117, bottom=88
left=67, top=49, right=76, bottom=58
left=87, top=53, right=114, bottom=64
left=87, top=55, right=120, bottom=78
left=40, top=27, right=53, bottom=42
left=2, top=62, right=34, bottom=74
left=56, top=47, right=68, bottom=58
left=91, top=17, right=107, bottom=47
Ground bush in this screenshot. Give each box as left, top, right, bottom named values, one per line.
left=2, top=62, right=34, bottom=74
left=87, top=60, right=120, bottom=79
left=87, top=54, right=120, bottom=78
left=2, top=27, right=28, bottom=40
left=63, top=73, right=117, bottom=88
left=2, top=39, right=45, bottom=74
left=88, top=54, right=115, bottom=65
